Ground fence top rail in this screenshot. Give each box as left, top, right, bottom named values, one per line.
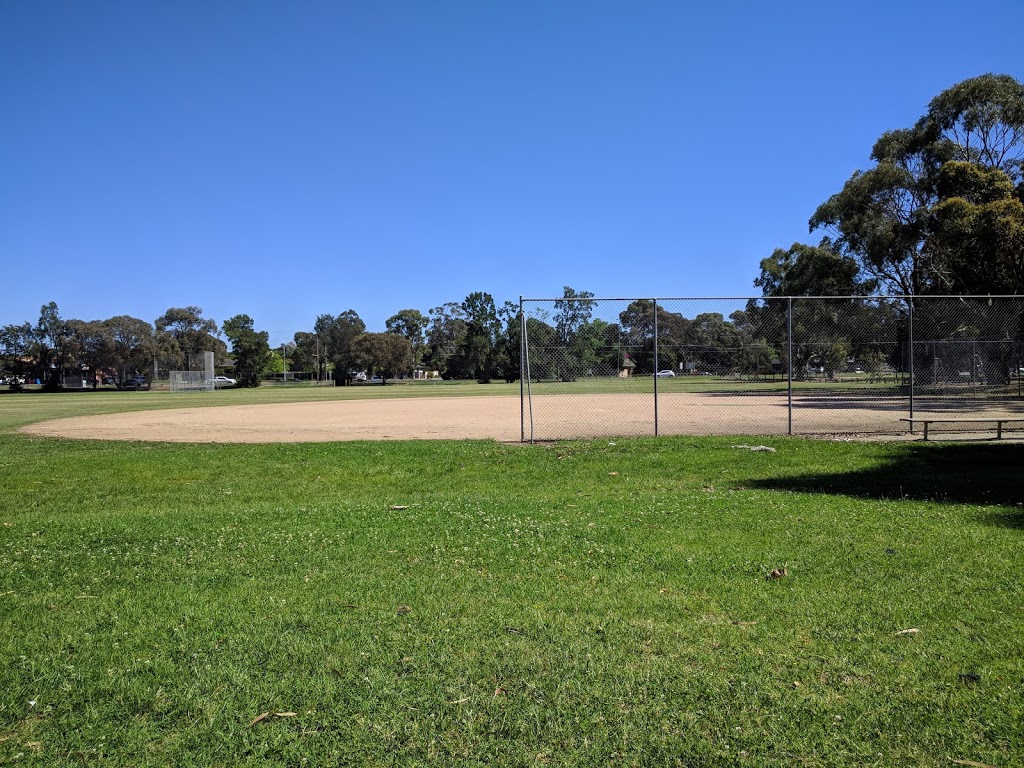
left=520, top=295, right=1024, bottom=302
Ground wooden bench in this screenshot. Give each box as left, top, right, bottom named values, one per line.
left=900, top=417, right=1024, bottom=441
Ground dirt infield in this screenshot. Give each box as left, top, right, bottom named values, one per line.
left=23, top=391, right=1024, bottom=443
left=20, top=396, right=524, bottom=443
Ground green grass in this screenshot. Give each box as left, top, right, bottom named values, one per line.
left=0, top=393, right=1022, bottom=767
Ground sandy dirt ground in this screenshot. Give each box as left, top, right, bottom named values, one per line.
left=19, top=392, right=1024, bottom=443
left=21, top=396, right=524, bottom=443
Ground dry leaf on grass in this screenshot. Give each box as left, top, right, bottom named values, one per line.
left=389, top=505, right=409, bottom=510
left=767, top=568, right=788, bottom=580
left=949, top=760, right=997, bottom=768
left=249, top=711, right=297, bottom=726
left=608, top=472, right=619, bottom=476
left=895, top=628, right=920, bottom=635
left=396, top=605, right=412, bottom=616
left=493, top=686, right=508, bottom=697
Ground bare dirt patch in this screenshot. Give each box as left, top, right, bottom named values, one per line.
left=19, top=392, right=1024, bottom=443
left=21, top=396, right=525, bottom=443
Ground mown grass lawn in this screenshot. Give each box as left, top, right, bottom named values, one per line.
left=0, top=391, right=1021, bottom=767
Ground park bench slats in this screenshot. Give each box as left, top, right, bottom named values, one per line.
left=900, top=417, right=1024, bottom=441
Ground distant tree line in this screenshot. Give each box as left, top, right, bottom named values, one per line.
left=0, top=291, right=526, bottom=390
left=305, top=292, right=522, bottom=384
left=0, top=304, right=231, bottom=391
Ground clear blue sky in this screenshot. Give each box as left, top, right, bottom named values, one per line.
left=3, top=1, right=1022, bottom=346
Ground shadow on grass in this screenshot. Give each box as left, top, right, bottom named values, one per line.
left=745, top=443, right=1024, bottom=525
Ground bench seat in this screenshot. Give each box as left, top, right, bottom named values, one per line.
left=900, top=417, right=1024, bottom=441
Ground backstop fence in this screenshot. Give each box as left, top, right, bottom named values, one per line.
left=519, top=296, right=1024, bottom=441
left=169, top=351, right=215, bottom=393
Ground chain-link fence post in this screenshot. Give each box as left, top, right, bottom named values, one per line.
left=519, top=296, right=525, bottom=443
left=520, top=298, right=535, bottom=444
left=653, top=298, right=659, bottom=437
left=908, top=298, right=915, bottom=425
left=787, top=297, right=793, bottom=435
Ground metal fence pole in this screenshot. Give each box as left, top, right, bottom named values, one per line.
left=519, top=296, right=525, bottom=443
left=908, top=299, right=915, bottom=423
left=520, top=300, right=535, bottom=443
left=653, top=298, right=659, bottom=436
left=787, top=297, right=793, bottom=435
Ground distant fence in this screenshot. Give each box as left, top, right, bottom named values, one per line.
left=169, top=351, right=215, bottom=393
left=519, top=296, right=1024, bottom=441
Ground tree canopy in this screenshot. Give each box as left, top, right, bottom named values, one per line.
left=351, top=333, right=413, bottom=383
left=385, top=309, right=428, bottom=367
left=222, top=314, right=272, bottom=387
left=155, top=306, right=225, bottom=369
left=316, top=310, right=366, bottom=380
left=809, top=73, right=1024, bottom=296
left=754, top=242, right=874, bottom=298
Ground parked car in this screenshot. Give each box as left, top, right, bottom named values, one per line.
left=123, top=375, right=149, bottom=390
left=655, top=370, right=676, bottom=378
left=214, top=376, right=237, bottom=388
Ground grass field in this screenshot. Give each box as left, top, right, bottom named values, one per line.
left=1, top=388, right=1022, bottom=767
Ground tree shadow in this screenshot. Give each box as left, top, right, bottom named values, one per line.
left=745, top=443, right=1024, bottom=527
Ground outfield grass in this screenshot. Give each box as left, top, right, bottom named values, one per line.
left=0, top=392, right=1022, bottom=767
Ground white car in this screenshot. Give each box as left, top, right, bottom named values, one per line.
left=655, top=370, right=676, bottom=378
left=214, top=376, right=237, bottom=388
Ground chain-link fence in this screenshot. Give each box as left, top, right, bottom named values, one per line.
left=519, top=296, right=1024, bottom=441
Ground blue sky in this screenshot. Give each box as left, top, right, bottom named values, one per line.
left=3, top=1, right=1023, bottom=345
